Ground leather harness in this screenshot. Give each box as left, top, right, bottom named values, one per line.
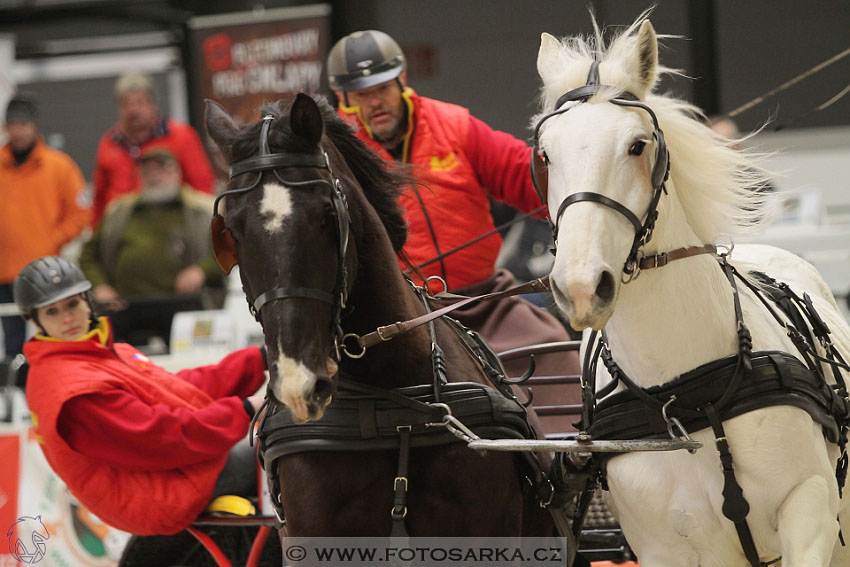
left=256, top=281, right=560, bottom=538
left=581, top=255, right=850, bottom=567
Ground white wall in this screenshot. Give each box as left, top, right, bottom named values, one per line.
left=752, top=126, right=850, bottom=219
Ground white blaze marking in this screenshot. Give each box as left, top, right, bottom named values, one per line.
left=260, top=182, right=293, bottom=232
left=272, top=347, right=314, bottom=422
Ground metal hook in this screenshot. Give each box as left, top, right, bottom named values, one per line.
left=662, top=395, right=697, bottom=454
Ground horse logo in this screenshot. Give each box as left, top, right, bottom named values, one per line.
left=6, top=516, right=50, bottom=564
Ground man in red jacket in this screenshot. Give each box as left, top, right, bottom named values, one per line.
left=15, top=256, right=266, bottom=535
left=326, top=31, right=577, bottom=387
left=91, top=71, right=216, bottom=228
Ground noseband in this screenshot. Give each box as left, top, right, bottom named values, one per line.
left=531, top=61, right=671, bottom=277
left=211, top=114, right=352, bottom=359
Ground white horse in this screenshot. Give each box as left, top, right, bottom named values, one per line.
left=534, top=15, right=850, bottom=567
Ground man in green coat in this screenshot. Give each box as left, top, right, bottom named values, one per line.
left=79, top=147, right=222, bottom=346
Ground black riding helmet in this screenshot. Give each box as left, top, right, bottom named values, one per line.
left=13, top=256, right=93, bottom=323
left=327, top=30, right=405, bottom=98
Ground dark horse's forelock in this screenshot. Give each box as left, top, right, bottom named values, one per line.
left=228, top=96, right=411, bottom=252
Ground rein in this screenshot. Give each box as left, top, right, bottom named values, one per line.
left=340, top=277, right=551, bottom=358
left=345, top=243, right=718, bottom=358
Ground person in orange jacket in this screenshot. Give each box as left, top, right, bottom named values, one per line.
left=16, top=256, right=267, bottom=535
left=326, top=31, right=576, bottom=381
left=0, top=94, right=90, bottom=358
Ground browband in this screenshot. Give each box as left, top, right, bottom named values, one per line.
left=230, top=153, right=329, bottom=179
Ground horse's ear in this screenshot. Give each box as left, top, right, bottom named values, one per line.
left=205, top=99, right=240, bottom=159
left=290, top=93, right=323, bottom=147
left=627, top=20, right=658, bottom=97
left=537, top=33, right=565, bottom=87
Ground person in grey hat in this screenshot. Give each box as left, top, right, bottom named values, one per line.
left=326, top=30, right=578, bottom=384
left=91, top=70, right=215, bottom=229
left=15, top=254, right=267, bottom=536
left=1, top=94, right=90, bottom=358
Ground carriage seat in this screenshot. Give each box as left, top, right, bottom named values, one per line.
left=205, top=495, right=256, bottom=517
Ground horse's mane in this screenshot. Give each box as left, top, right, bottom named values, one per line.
left=315, top=98, right=412, bottom=251
left=229, top=96, right=410, bottom=251
left=534, top=10, right=775, bottom=244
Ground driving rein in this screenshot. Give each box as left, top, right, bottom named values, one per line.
left=210, top=114, right=352, bottom=359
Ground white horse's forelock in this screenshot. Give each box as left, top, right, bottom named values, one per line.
left=533, top=10, right=778, bottom=244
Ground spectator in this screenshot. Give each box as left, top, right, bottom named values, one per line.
left=79, top=147, right=223, bottom=348
left=326, top=30, right=577, bottom=377
left=0, top=94, right=90, bottom=358
left=15, top=255, right=266, bottom=535
left=92, top=70, right=215, bottom=228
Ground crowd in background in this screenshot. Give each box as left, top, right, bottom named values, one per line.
left=1, top=70, right=221, bottom=360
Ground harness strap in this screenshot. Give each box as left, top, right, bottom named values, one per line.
left=556, top=192, right=642, bottom=234
left=353, top=277, right=550, bottom=350
left=391, top=426, right=412, bottom=537
left=637, top=244, right=717, bottom=270
left=252, top=287, right=335, bottom=315
left=704, top=404, right=765, bottom=567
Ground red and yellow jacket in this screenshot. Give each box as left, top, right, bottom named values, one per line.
left=339, top=89, right=540, bottom=290
left=0, top=141, right=90, bottom=283
left=25, top=318, right=266, bottom=535
left=92, top=118, right=216, bottom=228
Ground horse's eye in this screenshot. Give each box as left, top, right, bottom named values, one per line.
left=541, top=150, right=550, bottom=165
left=629, top=140, right=647, bottom=156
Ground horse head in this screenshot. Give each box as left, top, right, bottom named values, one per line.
left=205, top=94, right=360, bottom=422
left=533, top=19, right=668, bottom=331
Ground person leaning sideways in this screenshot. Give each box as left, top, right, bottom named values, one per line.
left=0, top=94, right=90, bottom=358
left=326, top=31, right=575, bottom=373
left=91, top=70, right=215, bottom=228
left=17, top=256, right=267, bottom=535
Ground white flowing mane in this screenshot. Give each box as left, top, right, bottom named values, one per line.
left=533, top=14, right=775, bottom=247
left=539, top=15, right=850, bottom=566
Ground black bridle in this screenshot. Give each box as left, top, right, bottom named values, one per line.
left=531, top=61, right=671, bottom=277
left=212, top=114, right=352, bottom=360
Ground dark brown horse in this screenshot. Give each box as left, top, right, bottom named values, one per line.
left=204, top=94, right=556, bottom=539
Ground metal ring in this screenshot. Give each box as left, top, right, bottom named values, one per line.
left=425, top=275, right=449, bottom=295
left=340, top=333, right=366, bottom=359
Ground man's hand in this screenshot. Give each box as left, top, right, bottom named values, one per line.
left=93, top=283, right=127, bottom=311
left=174, top=265, right=205, bottom=294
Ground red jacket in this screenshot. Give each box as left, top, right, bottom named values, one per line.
left=25, top=319, right=266, bottom=535
left=339, top=89, right=541, bottom=290
left=92, top=118, right=216, bottom=228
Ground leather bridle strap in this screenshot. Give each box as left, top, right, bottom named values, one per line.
left=556, top=192, right=642, bottom=235
left=637, top=244, right=717, bottom=271
left=253, top=287, right=336, bottom=314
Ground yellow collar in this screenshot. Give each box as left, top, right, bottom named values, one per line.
left=35, top=317, right=110, bottom=345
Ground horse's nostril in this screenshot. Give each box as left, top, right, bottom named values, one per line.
left=312, top=377, right=334, bottom=402
left=595, top=270, right=615, bottom=303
